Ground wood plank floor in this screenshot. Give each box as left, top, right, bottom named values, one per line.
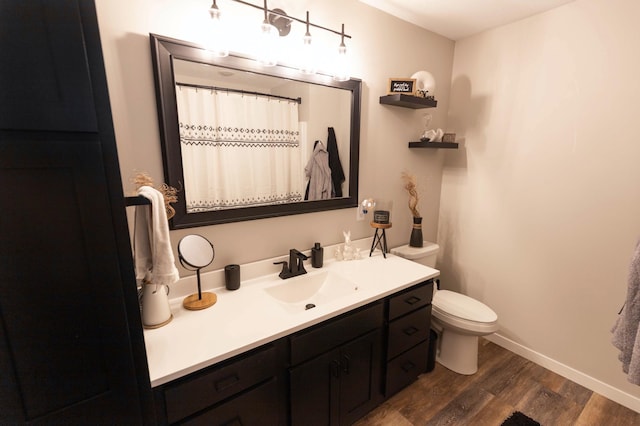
left=355, top=339, right=640, bottom=426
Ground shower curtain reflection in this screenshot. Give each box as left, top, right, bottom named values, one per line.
left=176, top=85, right=305, bottom=212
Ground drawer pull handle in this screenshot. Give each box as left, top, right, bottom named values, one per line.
left=405, top=296, right=421, bottom=305
left=342, top=354, right=351, bottom=374
left=215, top=374, right=240, bottom=392
left=401, top=361, right=416, bottom=372
left=221, top=418, right=242, bottom=426
left=403, top=326, right=419, bottom=336
left=331, top=360, right=341, bottom=378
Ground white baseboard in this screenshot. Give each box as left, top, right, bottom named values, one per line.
left=485, top=333, right=640, bottom=413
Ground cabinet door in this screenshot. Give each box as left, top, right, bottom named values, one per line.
left=0, top=1, right=150, bottom=424
left=289, top=348, right=340, bottom=426
left=0, top=137, right=146, bottom=424
left=0, top=0, right=98, bottom=132
left=289, top=329, right=384, bottom=426
left=339, top=330, right=383, bottom=425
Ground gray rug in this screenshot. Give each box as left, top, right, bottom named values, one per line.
left=501, top=411, right=541, bottom=426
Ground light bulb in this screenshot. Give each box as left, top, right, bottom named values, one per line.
left=257, top=21, right=279, bottom=66
left=333, top=43, right=349, bottom=82
left=333, top=24, right=350, bottom=82
left=256, top=0, right=279, bottom=66
left=207, top=1, right=228, bottom=57
left=299, top=12, right=316, bottom=75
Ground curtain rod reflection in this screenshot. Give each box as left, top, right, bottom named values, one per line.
left=176, top=82, right=302, bottom=104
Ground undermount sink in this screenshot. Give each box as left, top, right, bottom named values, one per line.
left=263, top=270, right=359, bottom=313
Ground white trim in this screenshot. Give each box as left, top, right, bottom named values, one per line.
left=485, top=333, right=640, bottom=413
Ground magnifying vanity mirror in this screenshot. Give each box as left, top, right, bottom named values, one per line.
left=178, top=234, right=215, bottom=269
left=178, top=234, right=216, bottom=310
left=150, top=34, right=361, bottom=229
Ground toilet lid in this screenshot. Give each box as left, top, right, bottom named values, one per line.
left=433, top=290, right=497, bottom=323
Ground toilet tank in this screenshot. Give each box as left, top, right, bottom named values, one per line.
left=391, top=241, right=440, bottom=267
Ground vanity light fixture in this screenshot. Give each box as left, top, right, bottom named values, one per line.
left=207, top=0, right=229, bottom=57
left=268, top=7, right=292, bottom=36
left=209, top=0, right=352, bottom=79
left=299, top=11, right=317, bottom=75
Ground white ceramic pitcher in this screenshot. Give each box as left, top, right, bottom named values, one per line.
left=141, top=283, right=172, bottom=328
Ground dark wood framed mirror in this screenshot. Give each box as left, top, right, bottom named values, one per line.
left=150, top=34, right=361, bottom=229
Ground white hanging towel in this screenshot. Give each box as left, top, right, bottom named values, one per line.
left=612, top=240, right=640, bottom=385
left=134, top=186, right=180, bottom=286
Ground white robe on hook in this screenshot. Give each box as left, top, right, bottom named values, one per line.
left=612, top=239, right=640, bottom=384
left=305, top=141, right=332, bottom=200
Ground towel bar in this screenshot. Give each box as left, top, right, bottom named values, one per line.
left=125, top=195, right=151, bottom=206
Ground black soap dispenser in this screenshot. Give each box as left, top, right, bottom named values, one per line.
left=311, top=242, right=323, bottom=268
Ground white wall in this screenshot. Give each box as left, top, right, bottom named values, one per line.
left=440, top=0, right=640, bottom=410
left=93, top=1, right=453, bottom=274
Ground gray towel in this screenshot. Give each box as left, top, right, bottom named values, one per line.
left=612, top=240, right=640, bottom=384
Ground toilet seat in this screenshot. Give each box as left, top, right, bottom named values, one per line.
left=434, top=290, right=497, bottom=322
left=432, top=290, right=498, bottom=335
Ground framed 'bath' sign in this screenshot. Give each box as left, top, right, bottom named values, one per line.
left=387, top=78, right=416, bottom=95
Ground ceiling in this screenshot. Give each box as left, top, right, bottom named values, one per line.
left=358, top=0, right=576, bottom=40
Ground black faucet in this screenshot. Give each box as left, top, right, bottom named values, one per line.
left=274, top=249, right=309, bottom=279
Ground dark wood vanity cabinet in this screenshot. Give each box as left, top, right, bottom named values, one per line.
left=0, top=1, right=153, bottom=424
left=152, top=282, right=434, bottom=426
left=289, top=303, right=385, bottom=426
left=385, top=280, right=434, bottom=396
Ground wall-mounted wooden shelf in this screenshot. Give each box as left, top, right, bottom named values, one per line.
left=379, top=94, right=437, bottom=109
left=379, top=93, right=454, bottom=148
left=408, top=141, right=459, bottom=149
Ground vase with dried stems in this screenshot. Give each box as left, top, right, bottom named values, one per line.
left=133, top=172, right=179, bottom=220
left=401, top=172, right=423, bottom=247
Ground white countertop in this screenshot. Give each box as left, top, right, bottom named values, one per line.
left=143, top=240, right=439, bottom=387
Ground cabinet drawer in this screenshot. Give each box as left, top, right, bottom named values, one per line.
left=163, top=344, right=277, bottom=424
left=290, top=302, right=384, bottom=365
left=387, top=305, right=431, bottom=360
left=388, top=280, right=433, bottom=321
left=385, top=340, right=429, bottom=396
left=182, top=378, right=279, bottom=426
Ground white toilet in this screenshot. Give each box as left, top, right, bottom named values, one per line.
left=391, top=242, right=498, bottom=375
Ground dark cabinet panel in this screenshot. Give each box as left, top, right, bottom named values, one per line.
left=384, top=280, right=434, bottom=398
left=290, top=302, right=383, bottom=365
left=388, top=281, right=433, bottom=320
left=0, top=0, right=151, bottom=423
left=387, top=305, right=432, bottom=360
left=182, top=379, right=280, bottom=426
left=338, top=330, right=383, bottom=425
left=385, top=340, right=429, bottom=396
left=289, top=329, right=383, bottom=426
left=162, top=344, right=278, bottom=424
left=0, top=1, right=98, bottom=132
left=289, top=348, right=338, bottom=426
left=154, top=339, right=288, bottom=426
left=0, top=136, right=145, bottom=423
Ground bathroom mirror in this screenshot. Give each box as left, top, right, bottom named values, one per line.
left=150, top=34, right=361, bottom=229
